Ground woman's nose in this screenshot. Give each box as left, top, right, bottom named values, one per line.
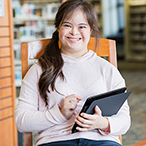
left=70, top=27, right=79, bottom=35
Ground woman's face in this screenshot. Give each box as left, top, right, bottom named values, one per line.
left=58, top=9, right=91, bottom=58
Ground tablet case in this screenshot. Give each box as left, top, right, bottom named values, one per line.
left=72, top=87, right=131, bottom=133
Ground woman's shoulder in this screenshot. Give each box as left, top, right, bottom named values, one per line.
left=93, top=52, right=123, bottom=79
left=93, top=52, right=116, bottom=69
left=23, top=62, right=42, bottom=81
left=28, top=62, right=42, bottom=73
left=30, top=62, right=42, bottom=70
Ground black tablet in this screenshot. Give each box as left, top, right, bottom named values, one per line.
left=72, top=87, right=131, bottom=133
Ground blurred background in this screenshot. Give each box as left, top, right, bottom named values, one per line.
left=0, top=0, right=146, bottom=146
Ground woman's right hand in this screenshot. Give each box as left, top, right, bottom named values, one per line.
left=60, top=94, right=82, bottom=120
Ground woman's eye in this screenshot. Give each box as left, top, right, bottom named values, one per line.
left=79, top=26, right=86, bottom=29
left=64, top=24, right=71, bottom=28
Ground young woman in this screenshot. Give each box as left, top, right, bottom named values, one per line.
left=15, top=0, right=131, bottom=146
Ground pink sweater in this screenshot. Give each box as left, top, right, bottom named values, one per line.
left=15, top=50, right=130, bottom=145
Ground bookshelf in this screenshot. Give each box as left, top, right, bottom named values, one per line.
left=13, top=0, right=61, bottom=88
left=125, top=0, right=146, bottom=61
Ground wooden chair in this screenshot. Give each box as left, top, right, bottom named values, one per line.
left=21, top=37, right=121, bottom=146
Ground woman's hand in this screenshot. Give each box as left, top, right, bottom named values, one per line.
left=60, top=94, right=82, bottom=120
left=75, top=105, right=109, bottom=132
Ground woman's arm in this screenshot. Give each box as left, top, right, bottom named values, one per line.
left=15, top=64, right=67, bottom=133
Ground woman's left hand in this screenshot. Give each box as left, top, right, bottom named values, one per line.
left=75, top=106, right=109, bottom=132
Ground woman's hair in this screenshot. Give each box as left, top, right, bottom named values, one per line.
left=38, top=0, right=100, bottom=106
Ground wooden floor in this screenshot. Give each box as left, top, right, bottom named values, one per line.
left=118, top=60, right=146, bottom=146
left=131, top=139, right=146, bottom=146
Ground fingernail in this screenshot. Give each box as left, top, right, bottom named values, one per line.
left=80, top=113, right=83, bottom=116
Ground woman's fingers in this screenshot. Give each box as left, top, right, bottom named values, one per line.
left=75, top=115, right=93, bottom=131
left=75, top=95, right=82, bottom=102
left=60, top=94, right=82, bottom=119
left=74, top=106, right=108, bottom=132
left=80, top=113, right=95, bottom=120
left=67, top=94, right=82, bottom=103
left=65, top=94, right=82, bottom=104
left=76, top=126, right=89, bottom=132
left=76, top=115, right=92, bottom=124
left=94, top=105, right=102, bottom=116
left=75, top=117, right=91, bottom=132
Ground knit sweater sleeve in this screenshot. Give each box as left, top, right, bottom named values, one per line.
left=15, top=63, right=67, bottom=133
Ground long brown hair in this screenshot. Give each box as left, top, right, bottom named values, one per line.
left=38, top=0, right=100, bottom=106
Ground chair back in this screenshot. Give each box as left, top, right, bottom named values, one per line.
left=21, top=37, right=117, bottom=78
left=21, top=37, right=120, bottom=146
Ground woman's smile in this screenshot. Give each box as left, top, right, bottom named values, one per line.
left=66, top=36, right=82, bottom=42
